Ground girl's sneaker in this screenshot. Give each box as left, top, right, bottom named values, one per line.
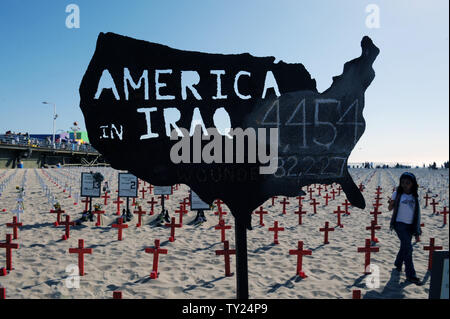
left=406, top=276, right=422, bottom=285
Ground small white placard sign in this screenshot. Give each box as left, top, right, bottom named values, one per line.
left=118, top=173, right=138, bottom=198
left=154, top=186, right=172, bottom=195
left=190, top=190, right=210, bottom=210
left=81, top=172, right=101, bottom=197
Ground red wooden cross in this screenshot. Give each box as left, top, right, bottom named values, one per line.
left=296, top=195, right=305, bottom=207
left=165, top=217, right=181, bottom=242
left=214, top=199, right=224, bottom=211
left=423, top=238, right=443, bottom=270
left=113, top=196, right=124, bottom=216
left=148, top=184, right=153, bottom=194
left=352, top=290, right=361, bottom=299
left=50, top=209, right=65, bottom=226
left=113, top=291, right=122, bottom=299
left=214, top=219, right=231, bottom=242
left=372, top=201, right=382, bottom=212
left=294, top=205, right=307, bottom=225
left=145, top=239, right=168, bottom=279
left=146, top=197, right=157, bottom=215
left=68, top=239, right=92, bottom=276
left=307, top=188, right=315, bottom=200
left=92, top=210, right=105, bottom=227
left=357, top=239, right=379, bottom=274
left=253, top=206, right=268, bottom=226
left=280, top=197, right=290, bottom=214
left=430, top=199, right=439, bottom=214
left=271, top=196, right=278, bottom=206
left=342, top=199, right=351, bottom=215
left=134, top=207, right=146, bottom=227
left=330, top=189, right=337, bottom=200
left=359, top=183, right=365, bottom=192
left=440, top=207, right=449, bottom=225
left=289, top=241, right=312, bottom=278
left=423, top=193, right=431, bottom=207
left=268, top=221, right=284, bottom=245
left=215, top=240, right=236, bottom=277
left=310, top=198, right=319, bottom=214
left=183, top=196, right=191, bottom=208
left=0, top=234, right=19, bottom=271
left=317, top=185, right=323, bottom=196
left=337, top=186, right=343, bottom=196
left=102, top=192, right=110, bottom=205
left=375, top=186, right=382, bottom=196
left=112, top=217, right=128, bottom=241
left=370, top=209, right=382, bottom=225
left=366, top=220, right=381, bottom=243
left=175, top=205, right=188, bottom=226
left=333, top=206, right=344, bottom=228
left=81, top=197, right=90, bottom=212
left=319, top=221, right=334, bottom=244
left=59, top=215, right=76, bottom=240
left=323, top=193, right=331, bottom=206
left=0, top=287, right=5, bottom=299
left=140, top=187, right=147, bottom=200
left=374, top=193, right=382, bottom=201
left=214, top=208, right=228, bottom=222
left=6, top=216, right=22, bottom=240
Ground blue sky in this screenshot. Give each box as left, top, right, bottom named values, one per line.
left=0, top=0, right=448, bottom=166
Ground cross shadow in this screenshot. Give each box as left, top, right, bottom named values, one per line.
left=89, top=243, right=109, bottom=249
left=192, top=242, right=221, bottom=253
left=252, top=243, right=276, bottom=254
left=106, top=284, right=121, bottom=291
left=310, top=244, right=326, bottom=252
left=19, top=222, right=54, bottom=231
left=267, top=275, right=301, bottom=294
left=182, top=276, right=227, bottom=293
left=346, top=273, right=369, bottom=290
left=98, top=228, right=114, bottom=235
left=358, top=269, right=418, bottom=299
left=159, top=240, right=170, bottom=247
left=28, top=243, right=46, bottom=248
left=21, top=278, right=64, bottom=290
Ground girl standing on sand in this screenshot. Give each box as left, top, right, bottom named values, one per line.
left=388, top=172, right=422, bottom=285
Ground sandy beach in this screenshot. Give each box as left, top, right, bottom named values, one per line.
left=0, top=167, right=448, bottom=299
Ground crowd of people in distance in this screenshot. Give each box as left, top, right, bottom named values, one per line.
left=1, top=131, right=97, bottom=153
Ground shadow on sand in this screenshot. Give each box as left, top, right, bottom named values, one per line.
left=267, top=275, right=303, bottom=294
left=350, top=269, right=431, bottom=299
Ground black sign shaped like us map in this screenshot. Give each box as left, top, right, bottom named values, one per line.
left=80, top=32, right=379, bottom=299
left=79, top=33, right=379, bottom=230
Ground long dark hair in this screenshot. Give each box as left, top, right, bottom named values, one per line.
left=396, top=172, right=419, bottom=198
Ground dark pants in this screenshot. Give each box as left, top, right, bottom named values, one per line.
left=394, top=222, right=416, bottom=278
